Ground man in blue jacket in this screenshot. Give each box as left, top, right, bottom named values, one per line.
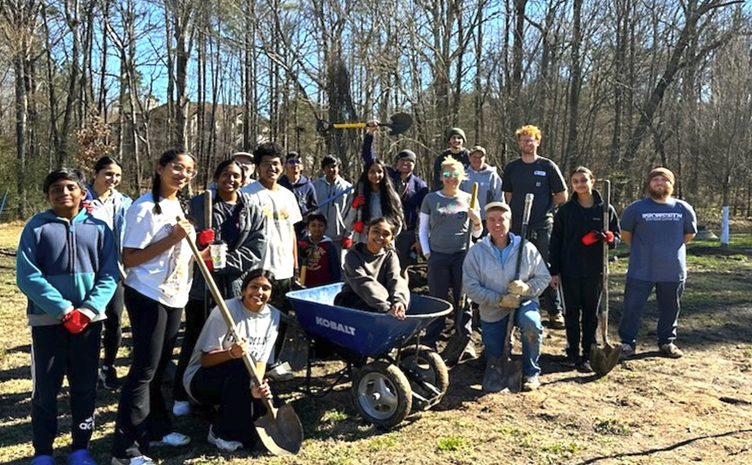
left=17, top=168, right=119, bottom=465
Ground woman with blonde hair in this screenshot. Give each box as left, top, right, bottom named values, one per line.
left=419, top=156, right=482, bottom=351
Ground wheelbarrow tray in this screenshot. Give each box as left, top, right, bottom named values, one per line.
left=286, top=284, right=452, bottom=358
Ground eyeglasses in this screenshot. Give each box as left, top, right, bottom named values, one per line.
left=442, top=171, right=461, bottom=179
left=287, top=159, right=301, bottom=165
left=169, top=162, right=197, bottom=178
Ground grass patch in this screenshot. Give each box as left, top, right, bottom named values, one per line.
left=321, top=409, right=348, bottom=423
left=367, top=435, right=397, bottom=451
left=540, top=442, right=582, bottom=455
left=594, top=417, right=630, bottom=435
left=436, top=436, right=467, bottom=451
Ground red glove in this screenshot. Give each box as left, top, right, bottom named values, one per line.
left=582, top=230, right=599, bottom=246
left=197, top=229, right=215, bottom=247
left=62, top=309, right=90, bottom=334
left=298, top=240, right=310, bottom=250
left=81, top=200, right=93, bottom=213
left=353, top=221, right=365, bottom=233
left=352, top=195, right=366, bottom=209
left=601, top=230, right=615, bottom=244
left=341, top=237, right=353, bottom=249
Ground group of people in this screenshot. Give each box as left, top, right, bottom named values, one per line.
left=16, top=123, right=697, bottom=465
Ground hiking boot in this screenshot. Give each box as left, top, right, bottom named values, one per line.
left=110, top=457, right=154, bottom=465
left=619, top=343, right=635, bottom=360
left=67, top=449, right=97, bottom=465
left=548, top=313, right=565, bottom=329
left=149, top=432, right=190, bottom=447
left=576, top=357, right=593, bottom=373
left=522, top=375, right=540, bottom=392
left=172, top=400, right=191, bottom=417
left=659, top=342, right=684, bottom=359
left=207, top=425, right=243, bottom=452
left=98, top=365, right=121, bottom=390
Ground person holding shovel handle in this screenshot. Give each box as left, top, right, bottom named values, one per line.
left=182, top=269, right=281, bottom=452
left=462, top=201, right=550, bottom=392
left=549, top=167, right=620, bottom=372
left=172, top=158, right=267, bottom=417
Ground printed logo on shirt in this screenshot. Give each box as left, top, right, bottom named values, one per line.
left=534, top=170, right=547, bottom=176
left=305, top=246, right=325, bottom=272
left=261, top=202, right=290, bottom=220
left=435, top=201, right=469, bottom=220
left=641, top=212, right=683, bottom=221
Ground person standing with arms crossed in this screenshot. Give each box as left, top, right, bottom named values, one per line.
left=618, top=167, right=697, bottom=359
left=503, top=125, right=567, bottom=329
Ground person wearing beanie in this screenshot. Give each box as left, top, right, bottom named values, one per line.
left=618, top=167, right=697, bottom=360
left=361, top=121, right=429, bottom=271
left=502, top=124, right=568, bottom=330
left=278, top=151, right=319, bottom=237
left=312, top=154, right=354, bottom=261
left=432, top=127, right=470, bottom=191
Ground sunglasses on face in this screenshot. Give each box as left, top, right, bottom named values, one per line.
left=287, top=159, right=301, bottom=165
left=442, top=171, right=461, bottom=179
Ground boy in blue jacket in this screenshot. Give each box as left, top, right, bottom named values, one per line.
left=17, top=168, right=119, bottom=465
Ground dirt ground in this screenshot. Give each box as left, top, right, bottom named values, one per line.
left=0, top=232, right=751, bottom=465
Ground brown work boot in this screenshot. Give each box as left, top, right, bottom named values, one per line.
left=548, top=313, right=565, bottom=329
left=659, top=342, right=684, bottom=359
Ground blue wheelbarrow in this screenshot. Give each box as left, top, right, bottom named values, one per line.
left=286, top=283, right=453, bottom=428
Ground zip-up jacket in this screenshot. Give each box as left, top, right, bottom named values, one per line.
left=188, top=189, right=267, bottom=300
left=17, top=208, right=119, bottom=326
left=549, top=189, right=621, bottom=278
left=462, top=233, right=551, bottom=324
left=279, top=174, right=318, bottom=217
left=460, top=164, right=504, bottom=218
left=85, top=182, right=132, bottom=257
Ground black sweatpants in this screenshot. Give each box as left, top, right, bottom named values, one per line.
left=561, top=276, right=601, bottom=359
left=31, top=322, right=102, bottom=456
left=102, top=282, right=125, bottom=367
left=528, top=227, right=562, bottom=316
left=173, top=299, right=208, bottom=402
left=112, top=286, right=183, bottom=459
left=190, top=359, right=269, bottom=444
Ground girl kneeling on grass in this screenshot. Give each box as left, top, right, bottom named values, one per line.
left=182, top=269, right=280, bottom=451
left=335, top=217, right=410, bottom=319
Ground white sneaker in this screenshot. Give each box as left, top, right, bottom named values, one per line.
left=111, top=456, right=154, bottom=465
left=207, top=425, right=243, bottom=452
left=172, top=400, right=191, bottom=417
left=149, top=432, right=190, bottom=447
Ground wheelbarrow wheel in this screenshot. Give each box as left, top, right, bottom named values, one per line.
left=398, top=345, right=449, bottom=410
left=352, top=360, right=412, bottom=429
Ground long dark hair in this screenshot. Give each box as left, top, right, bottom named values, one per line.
left=213, top=159, right=247, bottom=185
left=357, top=159, right=404, bottom=231
left=151, top=148, right=195, bottom=214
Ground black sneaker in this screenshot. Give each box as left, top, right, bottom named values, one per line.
left=560, top=355, right=577, bottom=368
left=99, top=365, right=121, bottom=390
left=576, top=358, right=593, bottom=373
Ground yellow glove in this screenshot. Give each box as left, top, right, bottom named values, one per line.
left=498, top=293, right=521, bottom=308
left=508, top=279, right=531, bottom=296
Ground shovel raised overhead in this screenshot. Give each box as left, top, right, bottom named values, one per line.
left=316, top=112, right=413, bottom=136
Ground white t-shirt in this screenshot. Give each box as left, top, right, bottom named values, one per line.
left=183, top=299, right=280, bottom=402
left=123, top=193, right=194, bottom=308
left=241, top=182, right=302, bottom=279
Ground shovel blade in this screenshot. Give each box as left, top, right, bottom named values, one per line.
left=590, top=343, right=620, bottom=377
left=277, top=324, right=308, bottom=371
left=254, top=404, right=304, bottom=456
left=385, top=112, right=413, bottom=136
left=500, top=357, right=523, bottom=393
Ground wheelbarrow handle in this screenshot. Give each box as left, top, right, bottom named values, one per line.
left=180, top=217, right=278, bottom=416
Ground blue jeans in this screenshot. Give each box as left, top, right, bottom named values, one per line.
left=481, top=300, right=543, bottom=377
left=618, top=278, right=684, bottom=348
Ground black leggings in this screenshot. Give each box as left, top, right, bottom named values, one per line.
left=173, top=299, right=208, bottom=401
left=112, top=286, right=183, bottom=459
left=561, top=276, right=601, bottom=359
left=102, top=282, right=125, bottom=367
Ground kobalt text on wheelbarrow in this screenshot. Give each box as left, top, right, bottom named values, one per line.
left=286, top=283, right=453, bottom=429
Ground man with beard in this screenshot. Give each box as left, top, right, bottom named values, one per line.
left=618, top=168, right=697, bottom=359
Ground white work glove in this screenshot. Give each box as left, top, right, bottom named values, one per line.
left=498, top=293, right=521, bottom=309
left=508, top=279, right=532, bottom=296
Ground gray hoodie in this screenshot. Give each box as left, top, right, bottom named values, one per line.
left=462, top=233, right=551, bottom=323
left=460, top=164, right=504, bottom=219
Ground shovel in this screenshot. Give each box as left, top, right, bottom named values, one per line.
left=589, top=180, right=620, bottom=377
left=486, top=193, right=533, bottom=393
left=183, top=223, right=304, bottom=455
left=316, top=112, right=413, bottom=136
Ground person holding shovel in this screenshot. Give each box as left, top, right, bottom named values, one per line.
left=182, top=269, right=280, bottom=452
left=172, top=158, right=267, bottom=417
left=618, top=167, right=697, bottom=359
left=549, top=167, right=620, bottom=372
left=462, top=202, right=550, bottom=391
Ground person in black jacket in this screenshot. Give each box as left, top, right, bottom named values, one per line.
left=549, top=166, right=620, bottom=372
left=172, top=158, right=267, bottom=416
